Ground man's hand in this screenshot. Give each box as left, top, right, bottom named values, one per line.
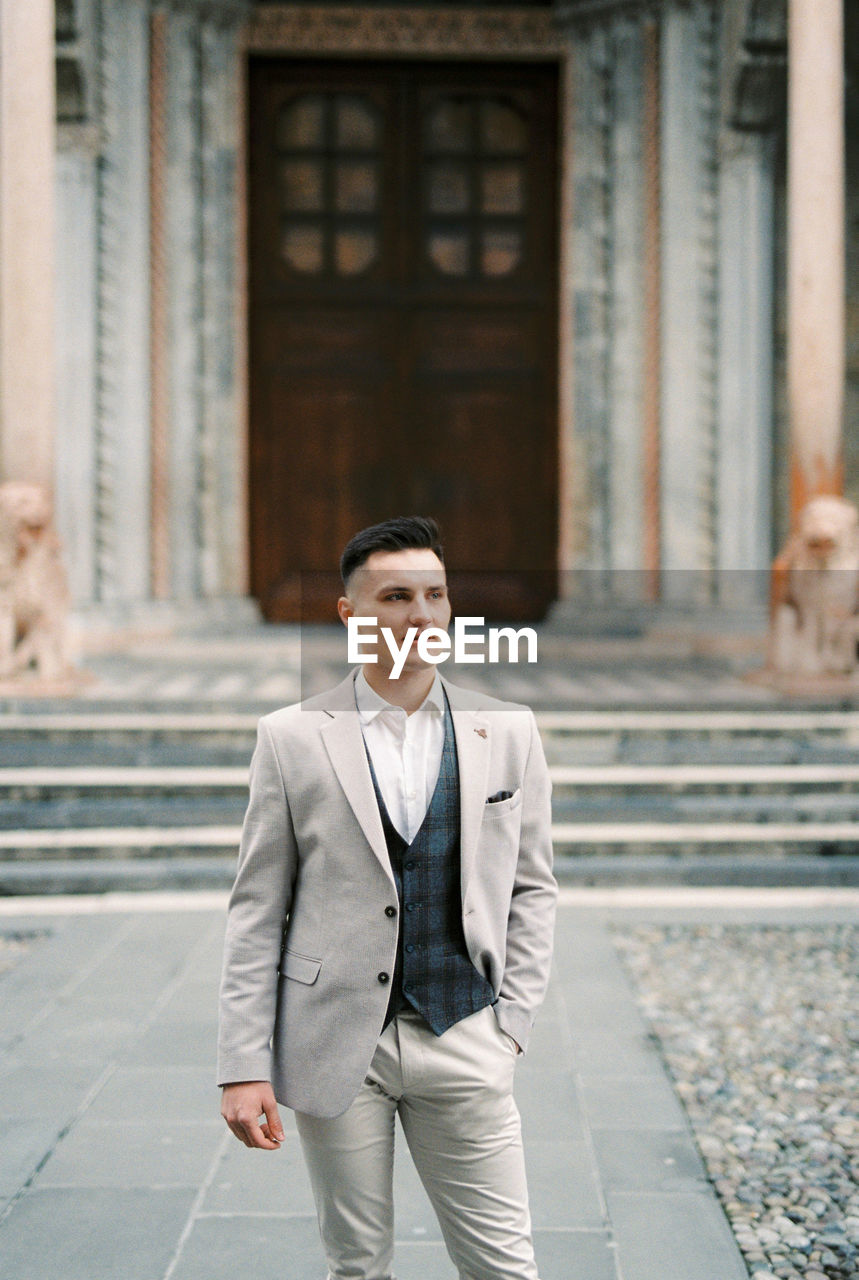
left=221, top=1080, right=285, bottom=1150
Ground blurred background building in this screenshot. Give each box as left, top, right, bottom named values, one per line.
left=1, top=0, right=856, bottom=626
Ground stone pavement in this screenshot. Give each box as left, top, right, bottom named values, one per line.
left=2, top=887, right=858, bottom=1280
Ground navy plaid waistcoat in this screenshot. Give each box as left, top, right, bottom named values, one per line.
left=365, top=695, right=495, bottom=1035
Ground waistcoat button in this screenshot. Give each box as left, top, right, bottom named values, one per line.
left=377, top=972, right=389, bottom=984
left=385, top=905, right=396, bottom=918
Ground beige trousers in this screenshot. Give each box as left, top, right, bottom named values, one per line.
left=294, top=1005, right=540, bottom=1280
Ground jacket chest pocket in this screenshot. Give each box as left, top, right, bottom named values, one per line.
left=483, top=787, right=522, bottom=818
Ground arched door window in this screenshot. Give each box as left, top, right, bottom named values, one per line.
left=423, top=95, right=528, bottom=279
left=277, top=92, right=382, bottom=277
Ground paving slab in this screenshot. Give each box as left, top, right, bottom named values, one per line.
left=0, top=1119, right=63, bottom=1207
left=531, top=1230, right=619, bottom=1280
left=578, top=1073, right=689, bottom=1131
left=590, top=1127, right=710, bottom=1194
left=202, top=1134, right=315, bottom=1219
left=0, top=1186, right=197, bottom=1280
left=82, top=1066, right=222, bottom=1127
left=0, top=1059, right=112, bottom=1126
left=524, top=1139, right=605, bottom=1230
left=570, top=1023, right=666, bottom=1077
left=514, top=1066, right=585, bottom=1142
left=37, top=1120, right=225, bottom=1190
left=166, top=1214, right=335, bottom=1280
left=607, top=1191, right=748, bottom=1280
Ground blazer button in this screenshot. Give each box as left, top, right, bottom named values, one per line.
left=385, top=905, right=397, bottom=918
left=377, top=971, right=390, bottom=984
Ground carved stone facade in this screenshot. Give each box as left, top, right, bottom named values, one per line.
left=244, top=5, right=564, bottom=56
left=55, top=0, right=252, bottom=613
left=45, top=0, right=806, bottom=621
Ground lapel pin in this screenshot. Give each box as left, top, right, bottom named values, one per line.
left=474, top=728, right=487, bottom=739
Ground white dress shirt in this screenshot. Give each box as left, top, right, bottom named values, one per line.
left=354, top=669, right=446, bottom=842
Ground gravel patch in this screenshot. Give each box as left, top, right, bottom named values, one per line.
left=613, top=924, right=859, bottom=1280
left=0, top=930, right=47, bottom=977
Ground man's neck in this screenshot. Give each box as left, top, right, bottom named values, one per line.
left=362, top=664, right=437, bottom=715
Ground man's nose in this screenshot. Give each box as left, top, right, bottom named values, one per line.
left=408, top=598, right=433, bottom=625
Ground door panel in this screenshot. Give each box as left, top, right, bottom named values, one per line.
left=248, top=59, right=559, bottom=621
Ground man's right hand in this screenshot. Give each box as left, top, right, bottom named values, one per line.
left=221, top=1080, right=285, bottom=1150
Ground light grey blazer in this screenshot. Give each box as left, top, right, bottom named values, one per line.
left=217, top=670, right=557, bottom=1118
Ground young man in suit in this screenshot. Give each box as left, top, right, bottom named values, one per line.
left=218, top=516, right=557, bottom=1279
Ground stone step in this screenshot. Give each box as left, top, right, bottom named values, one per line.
left=3, top=709, right=859, bottom=769
left=0, top=856, right=238, bottom=895
left=3, top=708, right=859, bottom=736
left=3, top=755, right=859, bottom=826
left=551, top=820, right=859, bottom=854
left=0, top=798, right=247, bottom=832
left=0, top=828, right=243, bottom=871
left=1, top=846, right=857, bottom=896
left=3, top=818, right=859, bottom=861
left=3, top=732, right=859, bottom=771
left=551, top=796, right=859, bottom=825
left=5, top=783, right=859, bottom=833
left=551, top=763, right=859, bottom=790
left=550, top=852, right=859, bottom=886
left=0, top=712, right=258, bottom=767
left=1, top=705, right=857, bottom=891
left=3, top=760, right=859, bottom=793
left=537, top=710, right=859, bottom=732
left=0, top=766, right=250, bottom=791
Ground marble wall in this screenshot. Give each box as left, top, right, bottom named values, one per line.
left=569, top=1, right=775, bottom=603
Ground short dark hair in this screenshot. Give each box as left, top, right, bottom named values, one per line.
left=340, top=516, right=444, bottom=588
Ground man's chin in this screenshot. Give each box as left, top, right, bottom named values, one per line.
left=397, top=656, right=437, bottom=677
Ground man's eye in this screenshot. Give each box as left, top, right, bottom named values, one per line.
left=385, top=592, right=405, bottom=601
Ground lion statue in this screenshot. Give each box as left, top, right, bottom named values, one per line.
left=0, top=481, right=71, bottom=681
left=769, top=494, right=859, bottom=676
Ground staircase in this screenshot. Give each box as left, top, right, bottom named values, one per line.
left=2, top=703, right=859, bottom=893
left=543, top=709, right=859, bottom=884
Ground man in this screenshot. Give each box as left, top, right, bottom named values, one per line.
left=218, top=516, right=557, bottom=1280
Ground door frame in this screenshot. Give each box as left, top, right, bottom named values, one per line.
left=237, top=5, right=575, bottom=598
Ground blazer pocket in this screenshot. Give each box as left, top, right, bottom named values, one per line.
left=483, top=788, right=522, bottom=817
left=279, top=948, right=322, bottom=985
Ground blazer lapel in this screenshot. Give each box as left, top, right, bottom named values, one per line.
left=446, top=692, right=490, bottom=894
left=318, top=673, right=393, bottom=883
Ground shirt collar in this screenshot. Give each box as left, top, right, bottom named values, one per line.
left=354, top=668, right=445, bottom=726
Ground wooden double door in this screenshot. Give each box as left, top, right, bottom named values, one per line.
left=248, top=58, right=559, bottom=621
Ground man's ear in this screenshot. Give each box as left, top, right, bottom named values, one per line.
left=337, top=596, right=353, bottom=627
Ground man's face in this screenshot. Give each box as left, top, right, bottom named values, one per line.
left=338, top=547, right=451, bottom=676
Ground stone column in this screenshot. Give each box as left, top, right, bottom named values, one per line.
left=787, top=0, right=845, bottom=512
left=607, top=17, right=646, bottom=586
left=93, top=0, right=151, bottom=601
left=658, top=2, right=721, bottom=602
left=56, top=132, right=100, bottom=605
left=0, top=0, right=56, bottom=488
left=717, top=133, right=775, bottom=601
left=158, top=1, right=252, bottom=602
